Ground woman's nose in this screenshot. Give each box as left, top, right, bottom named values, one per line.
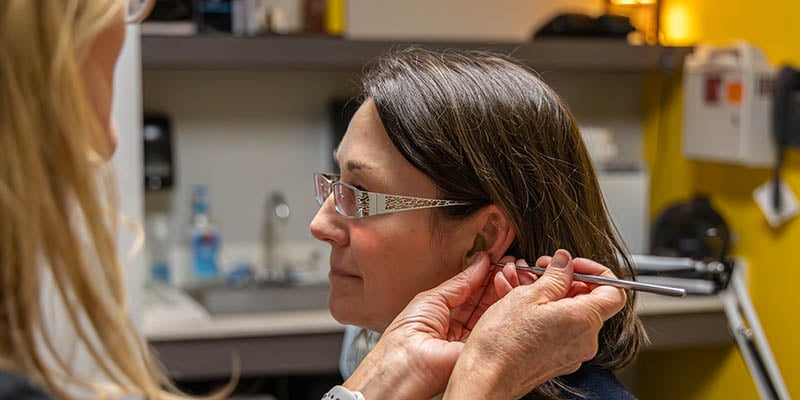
left=310, top=195, right=348, bottom=246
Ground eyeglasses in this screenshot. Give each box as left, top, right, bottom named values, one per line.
left=313, top=173, right=471, bottom=219
left=125, top=0, right=156, bottom=24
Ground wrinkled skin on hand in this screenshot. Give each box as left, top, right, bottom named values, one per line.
left=444, top=251, right=628, bottom=399
left=344, top=250, right=627, bottom=400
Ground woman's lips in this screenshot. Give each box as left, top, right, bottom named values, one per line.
left=329, top=266, right=361, bottom=279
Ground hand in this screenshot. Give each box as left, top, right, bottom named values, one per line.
left=443, top=250, right=627, bottom=400
left=343, top=252, right=506, bottom=400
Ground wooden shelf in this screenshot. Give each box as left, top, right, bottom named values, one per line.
left=141, top=35, right=691, bottom=72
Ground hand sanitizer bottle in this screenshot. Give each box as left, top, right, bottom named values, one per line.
left=146, top=213, right=171, bottom=285
left=189, top=185, right=220, bottom=281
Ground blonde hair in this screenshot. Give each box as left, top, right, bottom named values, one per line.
left=0, top=1, right=229, bottom=398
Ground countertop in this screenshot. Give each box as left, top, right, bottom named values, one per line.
left=142, top=285, right=725, bottom=342
left=142, top=286, right=730, bottom=379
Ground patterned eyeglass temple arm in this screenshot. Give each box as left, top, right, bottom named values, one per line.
left=357, top=192, right=470, bottom=217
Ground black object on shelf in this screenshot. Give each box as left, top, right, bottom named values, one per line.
left=141, top=0, right=197, bottom=36
left=650, top=195, right=731, bottom=262
left=642, top=195, right=734, bottom=293
left=534, top=13, right=635, bottom=39
left=143, top=114, right=175, bottom=192
left=196, top=0, right=232, bottom=33
left=148, top=0, right=193, bottom=21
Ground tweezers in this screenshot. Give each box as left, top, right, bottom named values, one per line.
left=494, top=263, right=687, bottom=297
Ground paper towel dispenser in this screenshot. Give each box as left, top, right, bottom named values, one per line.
left=142, top=114, right=174, bottom=192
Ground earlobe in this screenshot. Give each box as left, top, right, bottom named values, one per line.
left=464, top=205, right=516, bottom=265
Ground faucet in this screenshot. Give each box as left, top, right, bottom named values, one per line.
left=262, top=191, right=290, bottom=283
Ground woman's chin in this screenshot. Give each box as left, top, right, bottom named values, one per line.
left=327, top=291, right=393, bottom=331
left=328, top=295, right=357, bottom=325
left=91, top=122, right=119, bottom=161
left=103, top=122, right=119, bottom=158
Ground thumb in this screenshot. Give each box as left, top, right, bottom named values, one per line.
left=529, top=249, right=574, bottom=303
left=421, top=252, right=491, bottom=309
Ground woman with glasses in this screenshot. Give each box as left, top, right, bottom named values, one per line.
left=311, top=48, right=642, bottom=399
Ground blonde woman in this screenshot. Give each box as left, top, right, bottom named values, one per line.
left=0, top=1, right=181, bottom=399
left=0, top=1, right=626, bottom=399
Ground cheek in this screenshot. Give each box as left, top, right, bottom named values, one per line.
left=80, top=64, right=114, bottom=156
left=350, top=222, right=460, bottom=324
left=81, top=13, right=125, bottom=159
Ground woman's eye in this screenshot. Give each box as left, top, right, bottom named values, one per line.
left=342, top=177, right=368, bottom=192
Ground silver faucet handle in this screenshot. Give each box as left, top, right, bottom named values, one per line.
left=269, top=192, right=290, bottom=220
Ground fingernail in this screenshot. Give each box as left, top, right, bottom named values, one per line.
left=550, top=250, right=570, bottom=269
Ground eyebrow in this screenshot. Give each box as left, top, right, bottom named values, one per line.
left=332, top=147, right=374, bottom=172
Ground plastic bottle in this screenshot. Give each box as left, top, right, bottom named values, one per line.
left=324, top=0, right=345, bottom=36
left=189, top=185, right=220, bottom=281
left=146, top=213, right=172, bottom=284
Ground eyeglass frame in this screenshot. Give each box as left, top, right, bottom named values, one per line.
left=314, top=173, right=471, bottom=219
left=125, top=0, right=156, bottom=24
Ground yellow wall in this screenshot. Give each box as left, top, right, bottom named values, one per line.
left=635, top=1, right=800, bottom=398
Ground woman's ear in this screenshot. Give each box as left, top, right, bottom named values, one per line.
left=465, top=204, right=516, bottom=265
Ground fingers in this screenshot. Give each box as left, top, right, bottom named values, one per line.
left=570, top=257, right=627, bottom=321
left=527, top=249, right=574, bottom=303
left=577, top=285, right=626, bottom=322
left=537, top=254, right=624, bottom=290
left=565, top=283, right=591, bottom=298
left=502, top=253, right=626, bottom=312
left=493, top=271, right=514, bottom=298
left=572, top=257, right=621, bottom=279
left=502, top=262, right=520, bottom=287
left=513, top=259, right=537, bottom=285
left=537, top=256, right=621, bottom=279
left=518, top=271, right=537, bottom=285
left=428, top=252, right=492, bottom=309
left=535, top=256, right=551, bottom=268
left=497, top=255, right=517, bottom=265
left=495, top=257, right=536, bottom=286
left=492, top=258, right=537, bottom=291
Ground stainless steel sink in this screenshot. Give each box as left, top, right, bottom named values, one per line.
left=187, top=283, right=331, bottom=315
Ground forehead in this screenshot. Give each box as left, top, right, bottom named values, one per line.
left=335, top=100, right=401, bottom=172
left=334, top=99, right=440, bottom=197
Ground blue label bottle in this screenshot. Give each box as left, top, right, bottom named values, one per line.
left=190, top=185, right=219, bottom=281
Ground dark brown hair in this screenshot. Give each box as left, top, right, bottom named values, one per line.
left=361, top=48, right=643, bottom=399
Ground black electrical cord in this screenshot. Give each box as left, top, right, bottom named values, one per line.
left=772, top=65, right=800, bottom=213
left=773, top=147, right=784, bottom=212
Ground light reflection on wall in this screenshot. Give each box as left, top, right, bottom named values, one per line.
left=661, top=2, right=696, bottom=45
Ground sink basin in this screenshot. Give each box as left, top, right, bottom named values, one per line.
left=187, top=283, right=331, bottom=315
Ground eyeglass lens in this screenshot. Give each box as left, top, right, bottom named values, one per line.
left=314, top=174, right=330, bottom=205
left=314, top=174, right=360, bottom=217
left=333, top=184, right=357, bottom=216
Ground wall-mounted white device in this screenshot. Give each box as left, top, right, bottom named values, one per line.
left=682, top=42, right=775, bottom=167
